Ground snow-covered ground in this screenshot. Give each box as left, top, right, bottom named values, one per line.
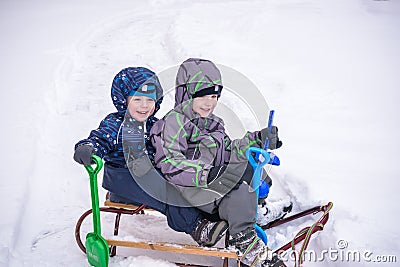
left=1, top=0, right=400, bottom=266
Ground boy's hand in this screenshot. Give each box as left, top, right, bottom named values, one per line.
left=260, top=126, right=282, bottom=150
left=130, top=155, right=153, bottom=177
left=74, top=144, right=94, bottom=165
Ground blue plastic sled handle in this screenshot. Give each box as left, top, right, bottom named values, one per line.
left=246, top=110, right=282, bottom=245
left=263, top=110, right=275, bottom=151
left=247, top=147, right=270, bottom=202
left=246, top=147, right=269, bottom=245
left=262, top=110, right=280, bottom=166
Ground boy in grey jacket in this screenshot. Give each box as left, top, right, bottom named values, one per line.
left=151, top=58, right=292, bottom=266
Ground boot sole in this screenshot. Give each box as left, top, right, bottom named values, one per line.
left=203, top=221, right=229, bottom=247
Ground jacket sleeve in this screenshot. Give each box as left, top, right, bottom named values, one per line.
left=150, top=114, right=214, bottom=187
left=226, top=130, right=264, bottom=164
left=75, top=114, right=119, bottom=159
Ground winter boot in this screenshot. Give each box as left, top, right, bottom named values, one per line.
left=190, top=219, right=228, bottom=247
left=257, top=199, right=293, bottom=228
left=230, top=228, right=286, bottom=267
left=229, top=228, right=268, bottom=267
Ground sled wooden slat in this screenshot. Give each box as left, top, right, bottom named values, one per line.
left=105, top=239, right=238, bottom=259
left=104, top=199, right=156, bottom=211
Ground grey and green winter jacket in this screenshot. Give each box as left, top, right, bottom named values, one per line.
left=150, top=58, right=267, bottom=188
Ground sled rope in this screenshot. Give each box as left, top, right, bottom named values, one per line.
left=291, top=202, right=333, bottom=266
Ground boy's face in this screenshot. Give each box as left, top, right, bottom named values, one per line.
left=192, top=94, right=218, bottom=118
left=127, top=95, right=156, bottom=122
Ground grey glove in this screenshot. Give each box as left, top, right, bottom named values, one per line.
left=74, top=143, right=94, bottom=165
left=129, top=155, right=153, bottom=177
left=260, top=126, right=282, bottom=150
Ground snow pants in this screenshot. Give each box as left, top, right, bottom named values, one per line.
left=102, top=163, right=204, bottom=234
left=197, top=183, right=257, bottom=236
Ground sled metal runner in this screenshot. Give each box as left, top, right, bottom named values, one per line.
left=75, top=197, right=332, bottom=267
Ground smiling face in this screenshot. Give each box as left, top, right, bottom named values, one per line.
left=192, top=94, right=219, bottom=118
left=127, top=95, right=156, bottom=121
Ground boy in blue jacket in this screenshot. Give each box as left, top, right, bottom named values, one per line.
left=73, top=67, right=228, bottom=247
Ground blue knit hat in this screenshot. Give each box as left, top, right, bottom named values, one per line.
left=128, top=82, right=157, bottom=101
left=118, top=67, right=161, bottom=101
left=111, top=67, right=164, bottom=114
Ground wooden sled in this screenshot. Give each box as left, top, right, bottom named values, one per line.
left=75, top=194, right=239, bottom=267
left=75, top=192, right=332, bottom=267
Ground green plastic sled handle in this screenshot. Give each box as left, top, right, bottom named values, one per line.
left=84, top=154, right=103, bottom=177
left=84, top=154, right=103, bottom=236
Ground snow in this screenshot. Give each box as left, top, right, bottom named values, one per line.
left=1, top=0, right=400, bottom=266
